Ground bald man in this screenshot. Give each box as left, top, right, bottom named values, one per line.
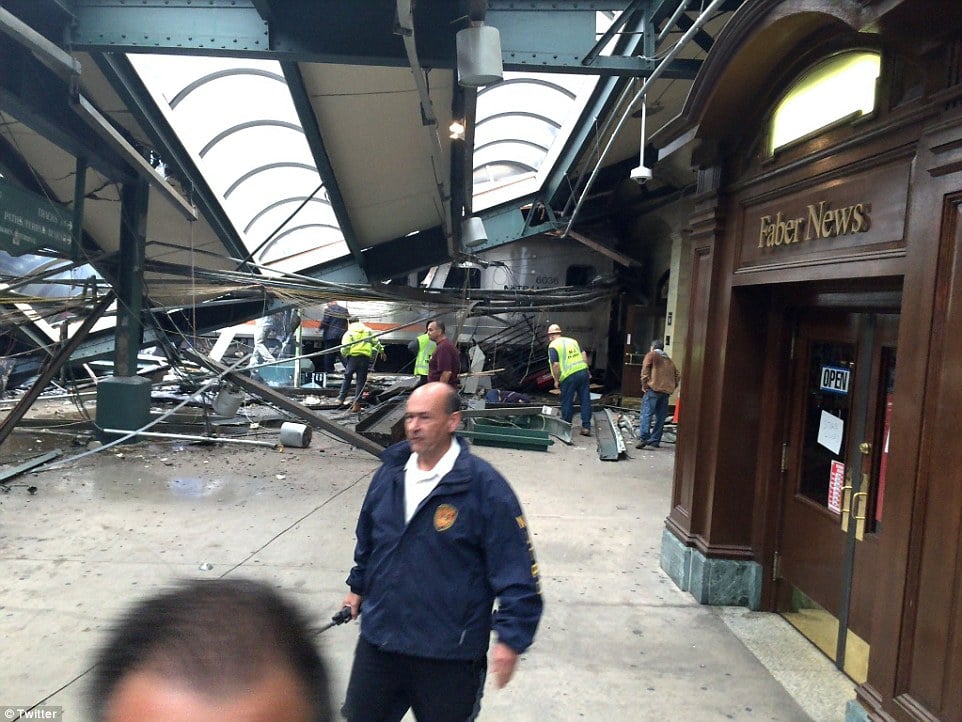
left=341, top=382, right=543, bottom=722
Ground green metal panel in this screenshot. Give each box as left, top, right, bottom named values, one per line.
left=472, top=199, right=559, bottom=252
left=460, top=418, right=554, bottom=451
left=464, top=411, right=573, bottom=444
left=72, top=0, right=269, bottom=54
left=68, top=0, right=681, bottom=77
left=95, top=375, right=152, bottom=438
left=0, top=178, right=72, bottom=256
left=458, top=429, right=553, bottom=451
left=490, top=8, right=595, bottom=61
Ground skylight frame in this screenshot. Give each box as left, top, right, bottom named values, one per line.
left=769, top=50, right=882, bottom=155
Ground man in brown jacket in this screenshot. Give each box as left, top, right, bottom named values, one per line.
left=636, top=339, right=680, bottom=449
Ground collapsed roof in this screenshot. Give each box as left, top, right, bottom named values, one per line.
left=0, top=1, right=744, bottom=386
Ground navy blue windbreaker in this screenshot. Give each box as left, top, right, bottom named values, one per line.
left=346, top=439, right=543, bottom=660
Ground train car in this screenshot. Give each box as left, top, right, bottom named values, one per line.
left=311, top=237, right=615, bottom=386
left=220, top=237, right=616, bottom=389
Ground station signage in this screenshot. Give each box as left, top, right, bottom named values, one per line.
left=758, top=199, right=871, bottom=249
left=737, top=158, right=910, bottom=271
left=0, top=180, right=73, bottom=256
left=820, top=366, right=850, bottom=395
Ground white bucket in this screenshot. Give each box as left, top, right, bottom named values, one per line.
left=212, top=387, right=244, bottom=416
left=279, top=422, right=312, bottom=448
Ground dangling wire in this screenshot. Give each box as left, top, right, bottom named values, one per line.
left=189, top=212, right=197, bottom=351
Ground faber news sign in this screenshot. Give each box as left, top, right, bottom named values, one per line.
left=0, top=180, right=72, bottom=257
left=737, top=158, right=909, bottom=271
left=758, top=200, right=871, bottom=248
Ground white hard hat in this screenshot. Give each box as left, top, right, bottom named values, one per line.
left=547, top=323, right=562, bottom=335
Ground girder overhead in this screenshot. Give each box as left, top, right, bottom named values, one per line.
left=65, top=0, right=706, bottom=79
left=280, top=62, right=365, bottom=271
left=0, top=0, right=745, bottom=383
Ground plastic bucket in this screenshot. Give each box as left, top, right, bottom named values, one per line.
left=212, top=387, right=244, bottom=416
left=279, top=422, right=312, bottom=448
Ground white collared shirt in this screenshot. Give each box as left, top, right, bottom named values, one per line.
left=404, top=438, right=460, bottom=523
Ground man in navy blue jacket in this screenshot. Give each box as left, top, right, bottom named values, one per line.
left=341, top=382, right=543, bottom=722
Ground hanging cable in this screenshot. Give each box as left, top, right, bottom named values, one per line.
left=562, top=0, right=727, bottom=236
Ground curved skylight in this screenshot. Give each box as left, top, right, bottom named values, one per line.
left=770, top=51, right=881, bottom=154
left=471, top=10, right=616, bottom=211
left=128, top=12, right=618, bottom=263
left=129, top=54, right=347, bottom=274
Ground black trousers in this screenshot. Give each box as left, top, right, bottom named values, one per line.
left=320, top=337, right=341, bottom=372
left=339, top=355, right=371, bottom=403
left=343, top=637, right=486, bottom=722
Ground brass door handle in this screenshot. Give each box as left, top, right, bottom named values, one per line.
left=853, top=491, right=868, bottom=540
left=840, top=484, right=853, bottom=514
left=841, top=477, right=853, bottom=531
left=852, top=491, right=868, bottom=520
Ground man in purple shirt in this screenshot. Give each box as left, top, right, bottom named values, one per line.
left=426, top=320, right=460, bottom=388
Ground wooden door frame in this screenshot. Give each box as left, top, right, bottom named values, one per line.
left=761, top=282, right=903, bottom=615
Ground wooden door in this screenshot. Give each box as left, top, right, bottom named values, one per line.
left=776, top=310, right=898, bottom=683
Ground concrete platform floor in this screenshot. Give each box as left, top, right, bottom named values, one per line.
left=0, top=420, right=856, bottom=721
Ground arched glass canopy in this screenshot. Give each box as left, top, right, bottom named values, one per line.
left=128, top=12, right=618, bottom=270
left=129, top=55, right=347, bottom=275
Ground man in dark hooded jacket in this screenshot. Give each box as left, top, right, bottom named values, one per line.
left=340, top=382, right=543, bottom=722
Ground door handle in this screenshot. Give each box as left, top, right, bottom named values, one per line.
left=852, top=470, right=871, bottom=540
left=853, top=491, right=868, bottom=541
left=840, top=474, right=853, bottom=532
left=853, top=492, right=868, bottom=519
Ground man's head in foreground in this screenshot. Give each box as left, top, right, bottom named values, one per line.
left=89, top=578, right=331, bottom=722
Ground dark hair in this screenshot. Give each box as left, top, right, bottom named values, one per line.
left=88, top=578, right=332, bottom=721
left=430, top=319, right=446, bottom=334
left=651, top=339, right=664, bottom=350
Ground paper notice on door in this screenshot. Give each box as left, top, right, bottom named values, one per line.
left=817, top=410, right=844, bottom=455
left=828, top=460, right=845, bottom=514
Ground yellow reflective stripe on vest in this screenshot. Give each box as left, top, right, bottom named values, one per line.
left=549, top=337, right=588, bottom=382
left=414, top=333, right=436, bottom=376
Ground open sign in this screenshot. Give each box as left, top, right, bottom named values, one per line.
left=820, top=366, right=850, bottom=395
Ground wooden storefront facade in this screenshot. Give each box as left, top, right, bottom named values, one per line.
left=656, top=1, right=962, bottom=719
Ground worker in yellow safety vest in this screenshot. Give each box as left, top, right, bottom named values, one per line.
left=408, top=322, right=437, bottom=386
left=336, top=318, right=385, bottom=412
left=546, top=322, right=592, bottom=437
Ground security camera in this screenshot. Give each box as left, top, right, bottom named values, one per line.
left=629, top=165, right=653, bottom=185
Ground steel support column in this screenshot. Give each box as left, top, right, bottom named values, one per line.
left=115, top=180, right=149, bottom=377
left=71, top=156, right=86, bottom=263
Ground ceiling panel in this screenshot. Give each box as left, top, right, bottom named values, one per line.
left=301, top=62, right=454, bottom=246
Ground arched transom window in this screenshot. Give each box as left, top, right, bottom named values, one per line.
left=770, top=51, right=881, bottom=154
